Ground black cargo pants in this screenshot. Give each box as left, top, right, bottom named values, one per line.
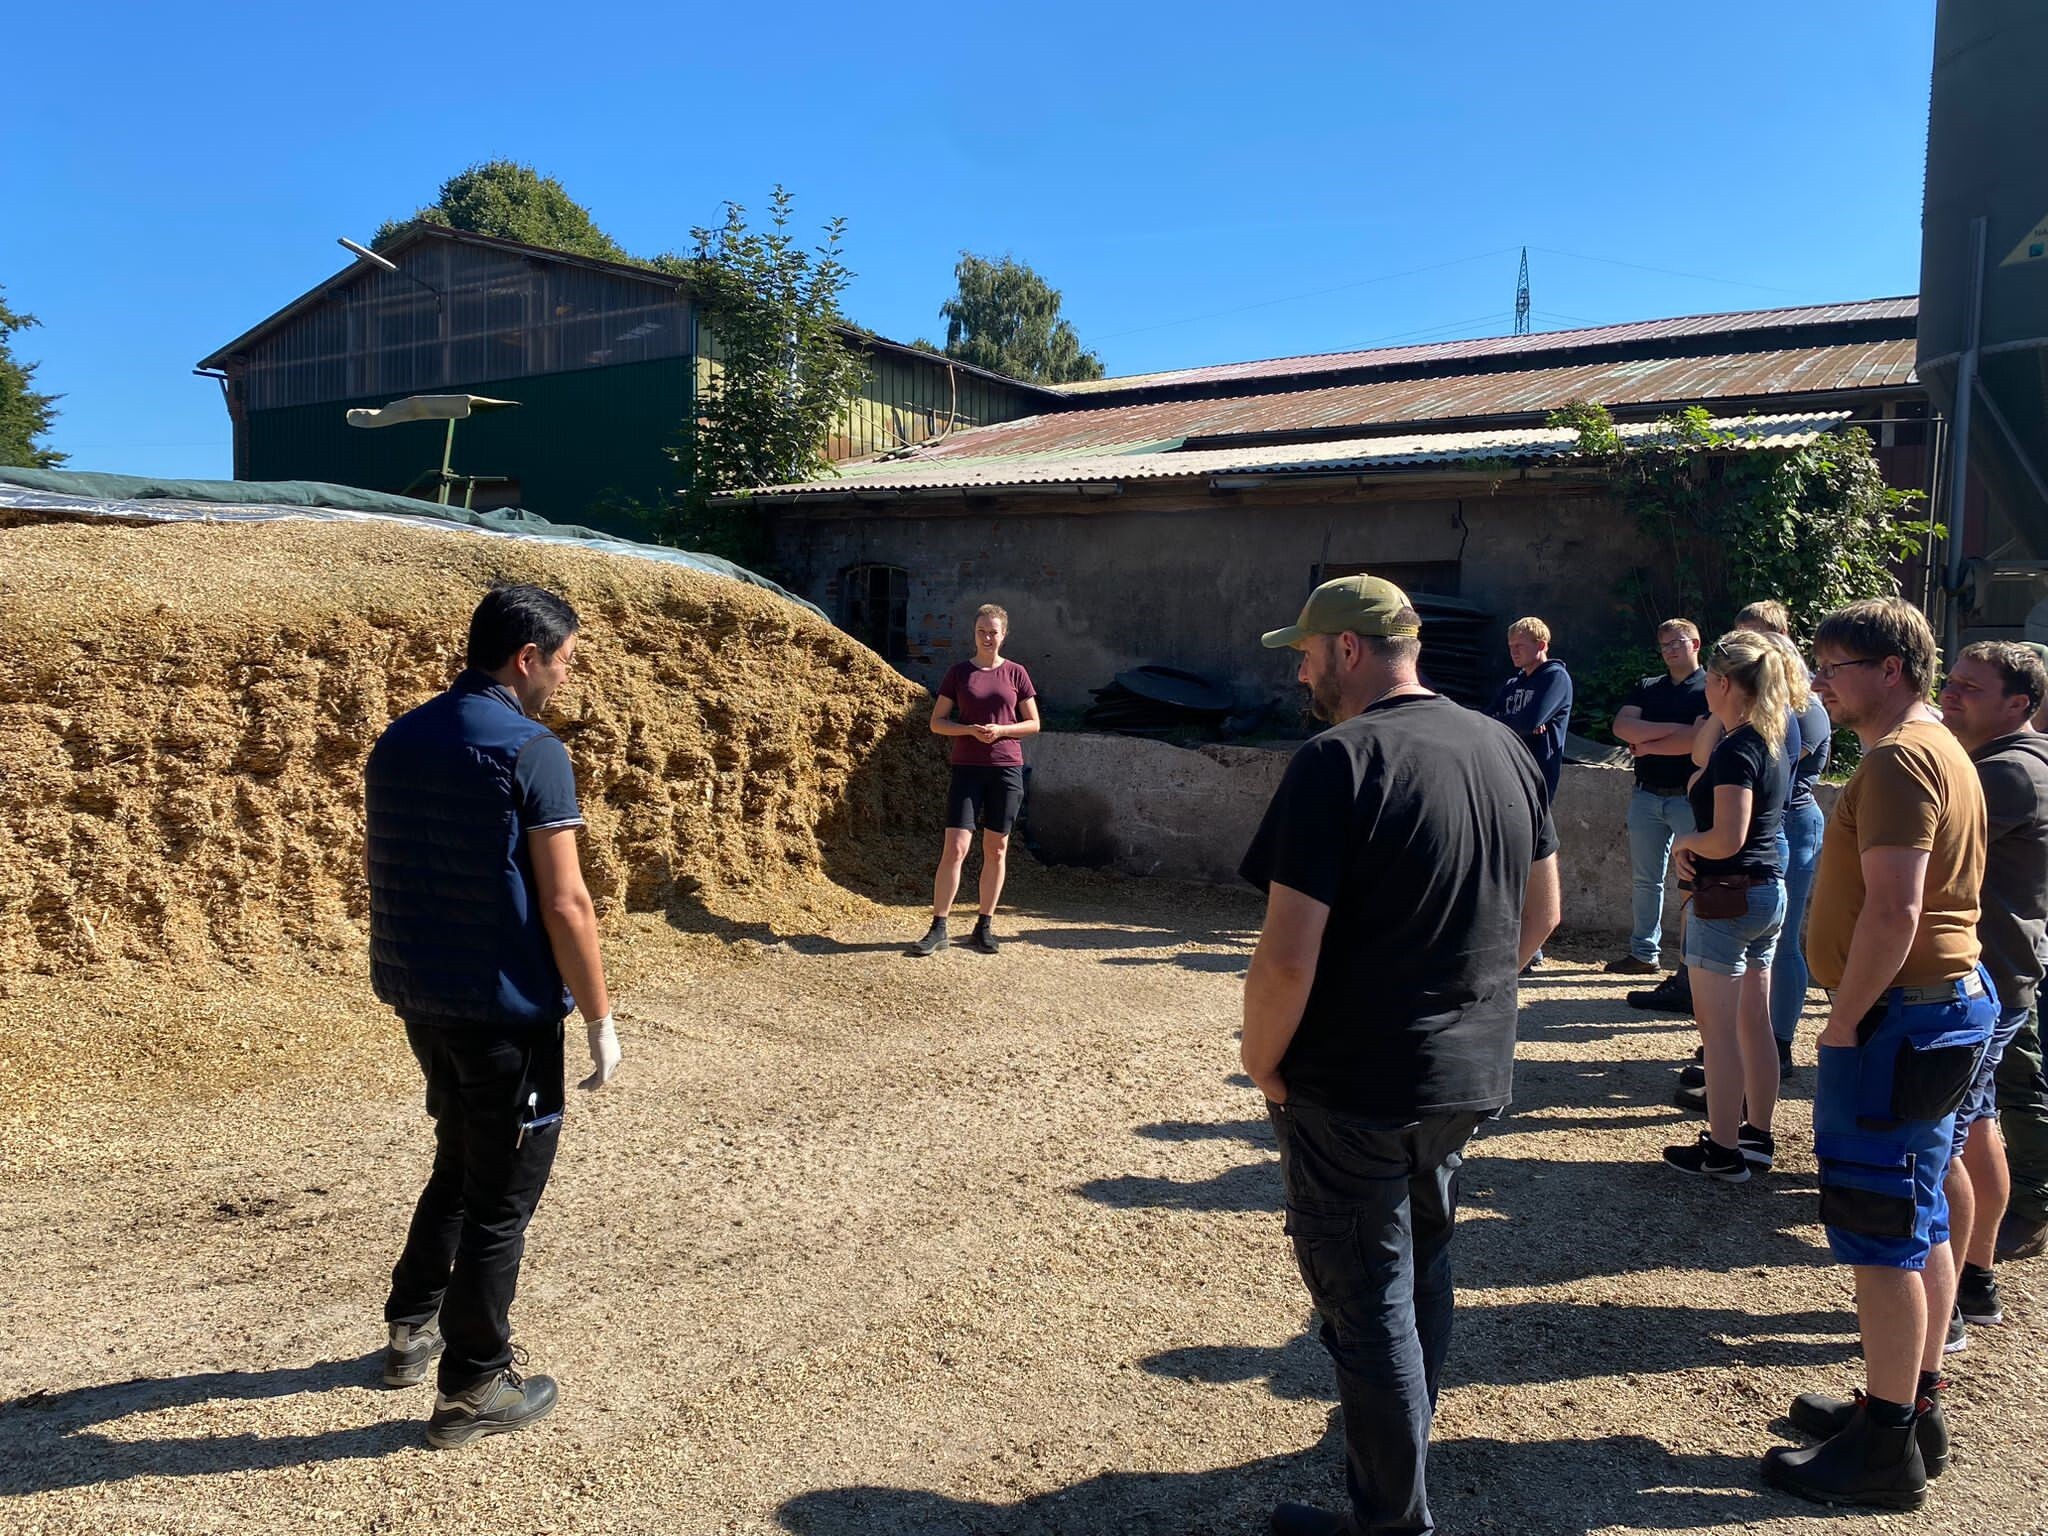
left=1270, top=1100, right=1487, bottom=1536
left=385, top=1015, right=565, bottom=1391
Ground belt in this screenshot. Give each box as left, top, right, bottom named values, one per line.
left=1892, top=972, right=1988, bottom=1007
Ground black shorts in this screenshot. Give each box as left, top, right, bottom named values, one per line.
left=945, top=765, right=1026, bottom=835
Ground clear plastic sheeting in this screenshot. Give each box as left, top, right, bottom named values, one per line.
left=0, top=468, right=824, bottom=621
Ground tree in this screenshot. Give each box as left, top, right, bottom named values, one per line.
left=939, top=253, right=1104, bottom=384
left=0, top=285, right=65, bottom=469
left=660, top=188, right=867, bottom=564
left=372, top=161, right=630, bottom=261
left=1547, top=401, right=1940, bottom=744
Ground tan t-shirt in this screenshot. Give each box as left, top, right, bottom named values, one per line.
left=1806, top=717, right=1986, bottom=991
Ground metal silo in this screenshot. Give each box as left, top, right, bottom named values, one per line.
left=1919, top=0, right=2048, bottom=632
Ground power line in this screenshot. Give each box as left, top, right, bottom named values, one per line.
left=1345, top=311, right=1510, bottom=348
left=1528, top=245, right=1804, bottom=296
left=1094, top=247, right=1519, bottom=341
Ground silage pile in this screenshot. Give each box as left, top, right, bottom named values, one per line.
left=0, top=514, right=947, bottom=976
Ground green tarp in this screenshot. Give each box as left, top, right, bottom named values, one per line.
left=0, top=468, right=822, bottom=619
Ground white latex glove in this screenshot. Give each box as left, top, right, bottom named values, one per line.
left=578, top=1013, right=621, bottom=1091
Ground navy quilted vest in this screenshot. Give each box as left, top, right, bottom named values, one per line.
left=365, top=671, right=573, bottom=1027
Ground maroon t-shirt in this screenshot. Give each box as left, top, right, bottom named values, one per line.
left=940, top=659, right=1037, bottom=767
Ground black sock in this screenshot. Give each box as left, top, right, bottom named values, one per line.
left=1961, top=1261, right=1993, bottom=1282
left=1865, top=1394, right=1915, bottom=1428
left=928, top=914, right=948, bottom=930
left=1917, top=1369, right=1942, bottom=1400
left=973, top=913, right=991, bottom=928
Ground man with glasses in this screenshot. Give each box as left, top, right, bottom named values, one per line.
left=1765, top=598, right=1994, bottom=1509
left=1607, top=619, right=1711, bottom=979
left=1934, top=641, right=2048, bottom=1334
left=1998, top=639, right=2048, bottom=1264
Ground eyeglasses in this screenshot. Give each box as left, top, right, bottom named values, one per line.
left=1812, top=658, right=1884, bottom=683
left=1657, top=637, right=1695, bottom=653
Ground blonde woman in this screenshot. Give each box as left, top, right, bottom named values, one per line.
left=1663, top=630, right=1796, bottom=1182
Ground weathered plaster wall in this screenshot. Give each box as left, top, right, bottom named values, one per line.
left=773, top=477, right=1654, bottom=712
left=1024, top=733, right=1837, bottom=940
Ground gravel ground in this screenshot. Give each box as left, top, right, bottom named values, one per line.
left=4, top=870, right=2045, bottom=1535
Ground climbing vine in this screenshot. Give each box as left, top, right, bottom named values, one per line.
left=1551, top=401, right=1940, bottom=743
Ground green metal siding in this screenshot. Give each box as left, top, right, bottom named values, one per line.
left=694, top=332, right=1046, bottom=461
left=835, top=351, right=1043, bottom=458
left=240, top=356, right=691, bottom=535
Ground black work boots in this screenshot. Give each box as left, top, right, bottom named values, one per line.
left=1764, top=1395, right=1935, bottom=1510
left=381, top=1318, right=445, bottom=1388
left=426, top=1366, right=559, bottom=1449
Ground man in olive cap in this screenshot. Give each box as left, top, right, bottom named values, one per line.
left=1240, top=573, right=1561, bottom=1536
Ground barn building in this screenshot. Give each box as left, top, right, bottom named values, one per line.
left=197, top=224, right=1058, bottom=525
left=734, top=299, right=1947, bottom=710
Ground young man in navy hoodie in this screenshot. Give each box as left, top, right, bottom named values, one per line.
left=1486, top=617, right=1573, bottom=971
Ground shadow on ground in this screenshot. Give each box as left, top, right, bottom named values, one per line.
left=1140, top=1291, right=1856, bottom=1398
left=1502, top=1056, right=1817, bottom=1138
left=777, top=1411, right=1829, bottom=1536
left=1077, top=1100, right=1834, bottom=1284
left=0, top=1353, right=410, bottom=1494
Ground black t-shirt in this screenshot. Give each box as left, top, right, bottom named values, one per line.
left=1686, top=722, right=1788, bottom=879
left=1239, top=694, right=1559, bottom=1118
left=1624, top=669, right=1710, bottom=794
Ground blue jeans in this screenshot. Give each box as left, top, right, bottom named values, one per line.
left=1770, top=798, right=1825, bottom=1045
left=1627, top=788, right=1697, bottom=963
left=1270, top=1100, right=1486, bottom=1535
left=1953, top=1002, right=2028, bottom=1154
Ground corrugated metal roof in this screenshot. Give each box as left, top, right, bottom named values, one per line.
left=201, top=224, right=1066, bottom=400
left=1056, top=297, right=1919, bottom=395
left=738, top=413, right=1850, bottom=499
left=817, top=341, right=1915, bottom=468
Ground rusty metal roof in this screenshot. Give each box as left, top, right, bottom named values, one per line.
left=739, top=413, right=1851, bottom=500
left=811, top=340, right=1914, bottom=470
left=1056, top=297, right=1919, bottom=395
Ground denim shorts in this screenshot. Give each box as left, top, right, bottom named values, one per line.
left=1952, top=1001, right=2027, bottom=1154
left=1682, top=880, right=1786, bottom=978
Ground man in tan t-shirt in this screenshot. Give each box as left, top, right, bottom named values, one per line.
left=1762, top=598, right=1995, bottom=1512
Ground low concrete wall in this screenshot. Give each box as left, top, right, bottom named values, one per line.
left=1026, top=736, right=1290, bottom=885
left=1026, top=732, right=1835, bottom=939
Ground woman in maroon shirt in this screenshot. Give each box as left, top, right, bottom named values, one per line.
left=909, top=604, right=1041, bottom=956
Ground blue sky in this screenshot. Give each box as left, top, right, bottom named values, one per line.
left=4, top=0, right=1936, bottom=481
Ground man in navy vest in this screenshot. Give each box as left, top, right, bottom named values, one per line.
left=366, top=583, right=620, bottom=1449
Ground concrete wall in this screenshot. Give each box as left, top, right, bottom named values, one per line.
left=1026, top=732, right=1837, bottom=939
left=773, top=475, right=1654, bottom=713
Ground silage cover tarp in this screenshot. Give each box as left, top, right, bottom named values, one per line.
left=0, top=468, right=823, bottom=620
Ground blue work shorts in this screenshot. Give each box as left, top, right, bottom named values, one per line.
left=1814, top=967, right=1997, bottom=1270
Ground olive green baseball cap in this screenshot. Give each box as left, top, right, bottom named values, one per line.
left=1261, top=573, right=1421, bottom=649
